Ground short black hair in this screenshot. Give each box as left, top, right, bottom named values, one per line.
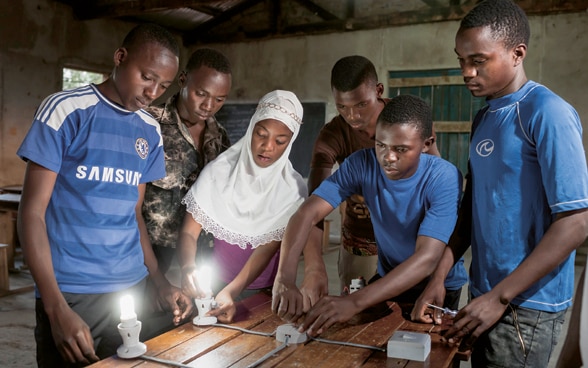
left=331, top=55, right=378, bottom=92
left=122, top=23, right=180, bottom=57
left=185, top=48, right=232, bottom=74
left=460, top=0, right=530, bottom=49
left=377, top=95, right=432, bottom=140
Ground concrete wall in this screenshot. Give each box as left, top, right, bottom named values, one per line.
left=1, top=0, right=587, bottom=187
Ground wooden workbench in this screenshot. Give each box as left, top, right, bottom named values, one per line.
left=90, top=292, right=462, bottom=368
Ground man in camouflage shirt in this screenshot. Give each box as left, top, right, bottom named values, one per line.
left=143, top=48, right=232, bottom=273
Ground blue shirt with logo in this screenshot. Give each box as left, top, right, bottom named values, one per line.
left=469, top=81, right=588, bottom=311
left=17, top=84, right=165, bottom=294
left=314, top=149, right=468, bottom=290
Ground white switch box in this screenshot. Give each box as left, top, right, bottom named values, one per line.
left=387, top=331, right=431, bottom=361
left=276, top=324, right=308, bottom=344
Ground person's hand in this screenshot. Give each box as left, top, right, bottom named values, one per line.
left=157, top=284, right=194, bottom=325
left=48, top=304, right=99, bottom=364
left=444, top=290, right=508, bottom=350
left=410, top=280, right=447, bottom=324
left=299, top=268, right=328, bottom=312
left=272, top=278, right=304, bottom=323
left=208, top=288, right=236, bottom=323
left=299, top=295, right=358, bottom=337
left=180, top=265, right=208, bottom=299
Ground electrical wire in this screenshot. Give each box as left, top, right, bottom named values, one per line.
left=213, top=323, right=275, bottom=337
left=311, top=337, right=386, bottom=352
left=246, top=336, right=289, bottom=368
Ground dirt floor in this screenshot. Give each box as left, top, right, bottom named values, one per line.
left=0, top=267, right=36, bottom=368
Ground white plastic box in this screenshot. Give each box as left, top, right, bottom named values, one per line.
left=387, top=331, right=431, bottom=361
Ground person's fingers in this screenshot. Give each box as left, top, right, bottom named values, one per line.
left=434, top=307, right=443, bottom=325
left=271, top=294, right=280, bottom=314
left=61, top=332, right=97, bottom=365
left=286, top=296, right=303, bottom=323
left=306, top=309, right=334, bottom=337
left=208, top=303, right=229, bottom=317
left=410, top=303, right=431, bottom=323
left=302, top=293, right=311, bottom=313
left=275, top=296, right=287, bottom=319
left=447, top=322, right=476, bottom=343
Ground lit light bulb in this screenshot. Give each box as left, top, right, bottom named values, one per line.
left=193, top=265, right=217, bottom=326
left=196, top=265, right=213, bottom=298
left=119, top=294, right=137, bottom=328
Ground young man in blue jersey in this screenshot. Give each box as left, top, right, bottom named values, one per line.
left=272, top=95, right=465, bottom=335
left=17, top=24, right=193, bottom=367
left=411, top=1, right=588, bottom=366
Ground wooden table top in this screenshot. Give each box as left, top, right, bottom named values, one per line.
left=91, top=292, right=462, bottom=368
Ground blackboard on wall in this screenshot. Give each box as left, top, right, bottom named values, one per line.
left=215, top=102, right=326, bottom=177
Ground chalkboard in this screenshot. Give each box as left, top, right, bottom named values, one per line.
left=215, top=102, right=326, bottom=177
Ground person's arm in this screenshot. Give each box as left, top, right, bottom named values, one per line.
left=300, top=234, right=446, bottom=336
left=446, top=208, right=588, bottom=343
left=556, top=265, right=585, bottom=368
left=18, top=162, right=99, bottom=364
left=177, top=211, right=205, bottom=298
left=411, top=175, right=472, bottom=324
left=308, top=167, right=333, bottom=194
left=299, top=226, right=329, bottom=312
left=136, top=184, right=193, bottom=325
left=210, top=240, right=281, bottom=323
left=272, top=195, right=335, bottom=321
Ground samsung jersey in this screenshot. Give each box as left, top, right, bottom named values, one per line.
left=17, top=84, right=166, bottom=294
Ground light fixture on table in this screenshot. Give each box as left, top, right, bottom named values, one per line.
left=117, top=294, right=147, bottom=358
left=192, top=265, right=218, bottom=326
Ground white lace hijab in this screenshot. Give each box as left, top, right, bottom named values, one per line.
left=182, top=90, right=307, bottom=248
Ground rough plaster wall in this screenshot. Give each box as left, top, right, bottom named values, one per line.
left=208, top=12, right=588, bottom=154
left=0, top=0, right=142, bottom=186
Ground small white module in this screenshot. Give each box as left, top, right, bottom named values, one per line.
left=276, top=324, right=308, bottom=344
left=387, top=331, right=431, bottom=361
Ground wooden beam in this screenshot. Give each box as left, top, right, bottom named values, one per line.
left=189, top=4, right=224, bottom=17
left=291, top=0, right=339, bottom=21
left=183, top=0, right=265, bottom=45
left=58, top=0, right=223, bottom=20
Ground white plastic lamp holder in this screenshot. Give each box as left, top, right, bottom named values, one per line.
left=117, top=295, right=147, bottom=359
left=192, top=266, right=218, bottom=326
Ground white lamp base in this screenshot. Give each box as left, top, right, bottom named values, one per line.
left=193, top=315, right=218, bottom=326
left=117, top=341, right=147, bottom=359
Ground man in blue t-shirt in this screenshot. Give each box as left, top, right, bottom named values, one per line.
left=17, top=24, right=193, bottom=367
left=411, top=1, right=588, bottom=366
left=272, top=95, right=465, bottom=335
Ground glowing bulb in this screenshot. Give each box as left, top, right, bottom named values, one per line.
left=196, top=265, right=213, bottom=297
left=120, top=295, right=137, bottom=327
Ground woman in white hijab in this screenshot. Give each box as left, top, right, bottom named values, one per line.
left=177, top=90, right=318, bottom=322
